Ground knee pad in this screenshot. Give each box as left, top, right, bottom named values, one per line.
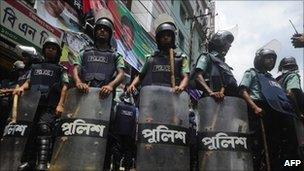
left=38, top=123, right=51, bottom=136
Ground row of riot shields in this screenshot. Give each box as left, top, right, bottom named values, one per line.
left=4, top=86, right=303, bottom=170
left=0, top=88, right=112, bottom=171
left=0, top=91, right=41, bottom=171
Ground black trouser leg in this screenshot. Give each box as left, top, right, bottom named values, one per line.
left=112, top=135, right=122, bottom=171
left=189, top=128, right=198, bottom=171
left=122, top=136, right=135, bottom=171
left=17, top=106, right=43, bottom=171
left=36, top=107, right=55, bottom=171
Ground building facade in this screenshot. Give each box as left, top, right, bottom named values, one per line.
left=0, top=0, right=215, bottom=80
left=130, top=0, right=215, bottom=68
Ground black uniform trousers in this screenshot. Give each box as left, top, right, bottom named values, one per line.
left=21, top=103, right=57, bottom=163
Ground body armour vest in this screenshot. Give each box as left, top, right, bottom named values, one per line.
left=141, top=52, right=183, bottom=87
left=253, top=69, right=296, bottom=117
left=30, top=63, right=63, bottom=106
left=81, top=48, right=116, bottom=87
left=208, top=54, right=237, bottom=92
left=276, top=73, right=287, bottom=88
left=113, top=102, right=137, bottom=136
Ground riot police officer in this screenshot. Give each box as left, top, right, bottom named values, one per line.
left=0, top=47, right=41, bottom=138
left=193, top=30, right=238, bottom=101
left=14, top=45, right=42, bottom=86
left=14, top=37, right=69, bottom=170
left=0, top=61, right=24, bottom=138
left=277, top=57, right=303, bottom=115
left=126, top=14, right=190, bottom=171
left=239, top=48, right=299, bottom=170
left=72, top=9, right=125, bottom=170
left=127, top=14, right=189, bottom=93
left=111, top=90, right=137, bottom=171
left=72, top=9, right=125, bottom=96
left=276, top=56, right=304, bottom=160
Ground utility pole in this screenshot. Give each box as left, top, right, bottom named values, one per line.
left=187, top=12, right=212, bottom=68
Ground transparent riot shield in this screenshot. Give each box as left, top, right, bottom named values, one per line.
left=136, top=85, right=190, bottom=171
left=0, top=91, right=41, bottom=171
left=49, top=88, right=112, bottom=170
left=197, top=97, right=253, bottom=171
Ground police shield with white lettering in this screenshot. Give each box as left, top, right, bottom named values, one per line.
left=50, top=88, right=112, bottom=170
left=51, top=9, right=125, bottom=170
left=197, top=97, right=253, bottom=171
left=9, top=37, right=69, bottom=171
left=136, top=86, right=190, bottom=171
left=0, top=91, right=41, bottom=171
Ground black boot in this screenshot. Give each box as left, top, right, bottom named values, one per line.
left=112, top=146, right=122, bottom=171
left=122, top=155, right=133, bottom=171
left=36, top=136, right=50, bottom=171
left=17, top=161, right=35, bottom=171
left=18, top=138, right=37, bottom=171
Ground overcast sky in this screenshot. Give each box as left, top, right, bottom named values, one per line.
left=215, top=1, right=304, bottom=88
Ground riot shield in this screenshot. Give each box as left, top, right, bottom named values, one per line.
left=49, top=88, right=112, bottom=170
left=197, top=97, right=253, bottom=171
left=137, top=85, right=190, bottom=171
left=0, top=91, right=41, bottom=171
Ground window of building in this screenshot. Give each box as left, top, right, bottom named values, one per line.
left=171, top=0, right=174, bottom=5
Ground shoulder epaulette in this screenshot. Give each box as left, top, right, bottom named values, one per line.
left=144, top=54, right=153, bottom=61
left=58, top=64, right=68, bottom=71
left=248, top=68, right=257, bottom=73
left=180, top=53, right=187, bottom=58
left=114, top=51, right=122, bottom=58
left=175, top=51, right=182, bottom=57
left=83, top=46, right=94, bottom=52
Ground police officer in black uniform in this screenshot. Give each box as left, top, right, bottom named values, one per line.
left=193, top=30, right=238, bottom=101
left=111, top=90, right=137, bottom=171
left=14, top=37, right=69, bottom=171
left=239, top=48, right=300, bottom=170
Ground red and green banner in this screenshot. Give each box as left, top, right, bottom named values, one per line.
left=60, top=0, right=158, bottom=72
left=108, top=0, right=157, bottom=71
